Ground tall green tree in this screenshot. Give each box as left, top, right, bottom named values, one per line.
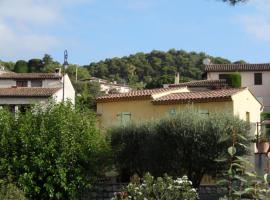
left=0, top=103, right=110, bottom=199
left=14, top=60, right=28, bottom=73
left=111, top=109, right=249, bottom=187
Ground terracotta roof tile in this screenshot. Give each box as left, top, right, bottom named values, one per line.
left=0, top=73, right=62, bottom=79
left=205, top=63, right=270, bottom=72
left=168, top=79, right=228, bottom=88
left=153, top=88, right=245, bottom=105
left=0, top=87, right=61, bottom=97
left=96, top=87, right=185, bottom=102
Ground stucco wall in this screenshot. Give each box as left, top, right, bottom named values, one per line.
left=97, top=99, right=234, bottom=129
left=52, top=75, right=75, bottom=104
left=207, top=71, right=270, bottom=111
left=0, top=97, right=49, bottom=105
left=0, top=80, right=16, bottom=87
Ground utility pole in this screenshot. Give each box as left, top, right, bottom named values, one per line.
left=63, top=50, right=68, bottom=102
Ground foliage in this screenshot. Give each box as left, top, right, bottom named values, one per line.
left=14, top=60, right=28, bottom=73
left=0, top=102, right=110, bottom=199
left=110, top=108, right=249, bottom=187
left=74, top=82, right=104, bottom=110
left=217, top=130, right=270, bottom=200
left=86, top=49, right=232, bottom=87
left=220, top=73, right=241, bottom=88
left=112, top=173, right=198, bottom=200
left=221, top=0, right=247, bottom=5
left=261, top=112, right=270, bottom=121
left=0, top=181, right=27, bottom=200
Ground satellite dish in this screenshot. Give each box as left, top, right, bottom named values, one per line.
left=203, top=58, right=211, bottom=65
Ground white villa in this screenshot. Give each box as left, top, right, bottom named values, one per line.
left=0, top=68, right=75, bottom=112
left=205, top=63, right=270, bottom=111
left=82, top=77, right=132, bottom=94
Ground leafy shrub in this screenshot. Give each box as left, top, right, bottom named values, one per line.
left=112, top=173, right=198, bottom=200
left=0, top=102, right=110, bottom=199
left=0, top=182, right=27, bottom=200
left=221, top=73, right=242, bottom=88
left=111, top=108, right=249, bottom=187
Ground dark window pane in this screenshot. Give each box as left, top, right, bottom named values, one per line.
left=31, top=80, right=42, bottom=87
left=16, top=80, right=28, bottom=87
left=254, top=73, right=262, bottom=85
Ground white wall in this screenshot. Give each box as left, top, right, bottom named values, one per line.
left=0, top=97, right=49, bottom=105
left=52, top=74, right=75, bottom=104
left=0, top=80, right=16, bottom=87
left=208, top=71, right=270, bottom=111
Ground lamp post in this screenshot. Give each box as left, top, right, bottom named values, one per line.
left=63, top=50, right=68, bottom=102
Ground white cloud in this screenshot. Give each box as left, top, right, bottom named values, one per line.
left=237, top=0, right=270, bottom=42
left=0, top=0, right=92, bottom=60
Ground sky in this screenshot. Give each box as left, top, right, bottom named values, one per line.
left=0, top=0, right=270, bottom=65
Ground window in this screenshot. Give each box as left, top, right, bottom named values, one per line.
left=31, top=80, right=42, bottom=87
left=254, top=73, right=262, bottom=85
left=246, top=112, right=250, bottom=129
left=16, top=80, right=28, bottom=87
left=117, top=112, right=131, bottom=125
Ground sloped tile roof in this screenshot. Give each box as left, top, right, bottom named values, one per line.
left=0, top=73, right=62, bottom=79
left=205, top=63, right=270, bottom=72
left=152, top=88, right=245, bottom=105
left=168, top=79, right=228, bottom=88
left=96, top=87, right=185, bottom=102
left=0, top=87, right=61, bottom=97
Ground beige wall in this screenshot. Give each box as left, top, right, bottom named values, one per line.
left=207, top=71, right=270, bottom=111
left=97, top=99, right=234, bottom=129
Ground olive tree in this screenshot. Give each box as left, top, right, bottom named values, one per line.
left=111, top=109, right=249, bottom=187
left=0, top=102, right=110, bottom=199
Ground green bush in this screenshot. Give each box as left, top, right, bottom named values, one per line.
left=0, top=182, right=27, bottom=200
left=221, top=73, right=242, bottom=88
left=0, top=102, right=110, bottom=199
left=112, top=173, right=198, bottom=200
left=111, top=108, right=249, bottom=187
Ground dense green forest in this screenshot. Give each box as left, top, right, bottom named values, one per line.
left=1, top=50, right=245, bottom=88
left=85, top=49, right=245, bottom=88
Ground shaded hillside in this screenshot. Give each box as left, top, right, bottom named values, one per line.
left=85, top=49, right=233, bottom=88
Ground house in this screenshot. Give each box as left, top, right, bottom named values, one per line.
left=0, top=68, right=75, bottom=111
left=164, top=79, right=229, bottom=91
left=205, top=63, right=270, bottom=111
left=96, top=87, right=261, bottom=138
left=82, top=77, right=132, bottom=94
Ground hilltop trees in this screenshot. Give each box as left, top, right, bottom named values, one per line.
left=86, top=49, right=232, bottom=88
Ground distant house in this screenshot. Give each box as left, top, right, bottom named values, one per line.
left=96, top=87, right=261, bottom=138
left=205, top=63, right=270, bottom=111
left=0, top=68, right=75, bottom=112
left=164, top=79, right=228, bottom=91
left=82, top=77, right=132, bottom=94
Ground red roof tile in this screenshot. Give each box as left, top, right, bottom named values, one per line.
left=96, top=87, right=186, bottom=102
left=0, top=88, right=61, bottom=97
left=168, top=79, right=228, bottom=88
left=205, top=63, right=270, bottom=72
left=0, top=73, right=62, bottom=79
left=153, top=88, right=245, bottom=104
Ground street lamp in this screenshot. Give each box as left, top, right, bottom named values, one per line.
left=63, top=50, right=68, bottom=102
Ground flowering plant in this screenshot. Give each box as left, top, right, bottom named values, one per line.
left=112, top=173, right=198, bottom=200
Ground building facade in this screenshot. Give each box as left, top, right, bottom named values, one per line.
left=205, top=63, right=270, bottom=111
left=0, top=69, right=75, bottom=111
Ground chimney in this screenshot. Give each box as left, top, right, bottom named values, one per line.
left=174, top=72, right=180, bottom=84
